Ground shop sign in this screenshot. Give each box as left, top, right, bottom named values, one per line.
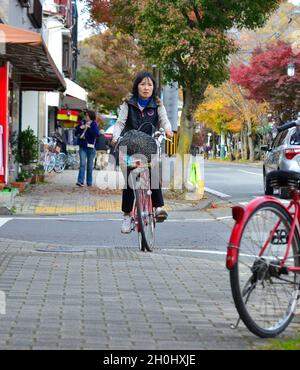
left=57, top=109, right=79, bottom=122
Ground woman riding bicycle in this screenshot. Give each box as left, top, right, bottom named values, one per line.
left=112, top=71, right=173, bottom=233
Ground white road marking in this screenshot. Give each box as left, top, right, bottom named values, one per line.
left=0, top=218, right=12, bottom=228
left=238, top=170, right=262, bottom=176
left=204, top=187, right=231, bottom=198
left=2, top=216, right=232, bottom=223
left=239, top=197, right=290, bottom=207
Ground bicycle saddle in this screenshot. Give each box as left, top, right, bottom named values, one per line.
left=266, top=170, right=300, bottom=188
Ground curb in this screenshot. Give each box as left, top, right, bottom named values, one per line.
left=0, top=190, right=19, bottom=215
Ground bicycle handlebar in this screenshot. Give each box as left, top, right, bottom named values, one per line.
left=154, top=129, right=173, bottom=143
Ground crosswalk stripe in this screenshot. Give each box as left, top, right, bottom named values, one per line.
left=0, top=218, right=12, bottom=228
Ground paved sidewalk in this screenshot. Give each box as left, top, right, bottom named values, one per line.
left=0, top=237, right=276, bottom=350
left=1, top=237, right=299, bottom=350
left=13, top=170, right=213, bottom=215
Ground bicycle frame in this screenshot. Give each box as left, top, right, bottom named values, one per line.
left=226, top=192, right=300, bottom=272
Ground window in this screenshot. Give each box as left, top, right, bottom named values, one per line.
left=18, top=0, right=30, bottom=7
left=62, top=36, right=71, bottom=77
left=272, top=130, right=288, bottom=148
left=28, top=0, right=42, bottom=29
left=290, top=130, right=300, bottom=146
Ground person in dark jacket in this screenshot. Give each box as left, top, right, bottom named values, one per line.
left=111, top=71, right=173, bottom=233
left=75, top=110, right=99, bottom=187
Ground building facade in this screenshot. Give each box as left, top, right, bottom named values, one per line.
left=0, top=0, right=86, bottom=184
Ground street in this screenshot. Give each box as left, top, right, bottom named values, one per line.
left=0, top=163, right=299, bottom=350
left=204, top=161, right=264, bottom=202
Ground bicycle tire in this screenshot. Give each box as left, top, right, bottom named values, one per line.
left=54, top=153, right=67, bottom=173
left=135, top=189, right=155, bottom=252
left=230, top=201, right=300, bottom=338
left=45, top=153, right=56, bottom=173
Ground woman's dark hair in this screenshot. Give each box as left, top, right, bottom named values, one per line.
left=132, top=71, right=157, bottom=99
left=86, top=110, right=96, bottom=121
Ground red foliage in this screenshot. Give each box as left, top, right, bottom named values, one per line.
left=230, top=42, right=300, bottom=112
left=86, top=0, right=113, bottom=24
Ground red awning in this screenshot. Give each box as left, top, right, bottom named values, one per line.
left=0, top=24, right=66, bottom=92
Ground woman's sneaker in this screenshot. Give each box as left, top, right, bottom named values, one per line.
left=155, top=207, right=168, bottom=222
left=121, top=215, right=132, bottom=233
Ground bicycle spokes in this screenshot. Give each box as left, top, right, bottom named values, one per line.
left=229, top=202, right=300, bottom=337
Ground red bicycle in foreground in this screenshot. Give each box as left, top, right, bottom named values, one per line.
left=226, top=118, right=300, bottom=338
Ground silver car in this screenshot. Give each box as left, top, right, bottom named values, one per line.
left=262, top=127, right=300, bottom=198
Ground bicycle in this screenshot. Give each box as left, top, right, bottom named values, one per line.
left=117, top=127, right=171, bottom=252
left=39, top=137, right=56, bottom=173
left=226, top=114, right=300, bottom=338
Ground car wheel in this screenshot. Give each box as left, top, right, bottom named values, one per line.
left=263, top=170, right=273, bottom=195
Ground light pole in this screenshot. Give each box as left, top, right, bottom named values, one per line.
left=287, top=63, right=296, bottom=77
left=207, top=132, right=212, bottom=147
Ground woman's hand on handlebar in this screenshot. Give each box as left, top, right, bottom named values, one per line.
left=165, top=129, right=173, bottom=139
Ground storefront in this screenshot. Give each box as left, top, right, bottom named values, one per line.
left=0, top=23, right=66, bottom=183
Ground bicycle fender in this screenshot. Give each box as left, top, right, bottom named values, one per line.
left=226, top=196, right=284, bottom=270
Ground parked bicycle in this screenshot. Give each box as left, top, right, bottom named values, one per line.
left=39, top=135, right=79, bottom=173
left=116, top=127, right=171, bottom=252
left=226, top=113, right=300, bottom=338
left=39, top=137, right=56, bottom=173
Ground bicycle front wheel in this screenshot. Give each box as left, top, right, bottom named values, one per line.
left=230, top=201, right=300, bottom=338
left=54, top=153, right=67, bottom=173
left=45, top=153, right=56, bottom=173
left=135, top=189, right=155, bottom=252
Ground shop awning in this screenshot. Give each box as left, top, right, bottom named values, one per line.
left=59, top=78, right=87, bottom=110
left=0, top=24, right=66, bottom=92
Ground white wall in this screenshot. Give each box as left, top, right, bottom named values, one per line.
left=9, top=1, right=38, bottom=30
left=43, top=16, right=65, bottom=134
left=22, top=92, right=39, bottom=136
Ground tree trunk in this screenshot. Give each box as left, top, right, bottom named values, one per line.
left=174, top=83, right=206, bottom=191
left=248, top=136, right=254, bottom=161
left=177, top=86, right=195, bottom=156
left=247, top=120, right=255, bottom=162
left=242, top=126, right=248, bottom=160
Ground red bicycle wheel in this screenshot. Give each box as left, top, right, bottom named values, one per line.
left=230, top=201, right=300, bottom=338
left=135, top=189, right=155, bottom=252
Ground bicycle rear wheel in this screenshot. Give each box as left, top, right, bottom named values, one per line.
left=135, top=189, right=155, bottom=252
left=230, top=201, right=300, bottom=338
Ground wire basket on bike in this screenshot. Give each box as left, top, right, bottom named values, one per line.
left=118, top=129, right=157, bottom=163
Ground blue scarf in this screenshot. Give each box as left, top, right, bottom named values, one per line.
left=138, top=97, right=151, bottom=108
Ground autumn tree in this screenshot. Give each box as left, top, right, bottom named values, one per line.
left=230, top=1, right=300, bottom=65
left=195, top=82, right=269, bottom=160
left=83, top=0, right=282, bottom=155
left=220, top=82, right=269, bottom=160
left=231, top=41, right=300, bottom=122
left=77, top=28, right=146, bottom=112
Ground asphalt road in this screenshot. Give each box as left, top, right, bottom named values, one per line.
left=204, top=162, right=264, bottom=202
left=0, top=162, right=265, bottom=249
left=0, top=211, right=233, bottom=253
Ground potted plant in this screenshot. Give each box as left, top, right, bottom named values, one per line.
left=10, top=169, right=32, bottom=192
left=12, top=126, right=39, bottom=169
left=31, top=163, right=45, bottom=184
left=11, top=127, right=39, bottom=189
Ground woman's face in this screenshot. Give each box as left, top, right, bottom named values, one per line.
left=138, top=77, right=154, bottom=99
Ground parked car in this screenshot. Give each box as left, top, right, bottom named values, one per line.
left=262, top=126, right=300, bottom=198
